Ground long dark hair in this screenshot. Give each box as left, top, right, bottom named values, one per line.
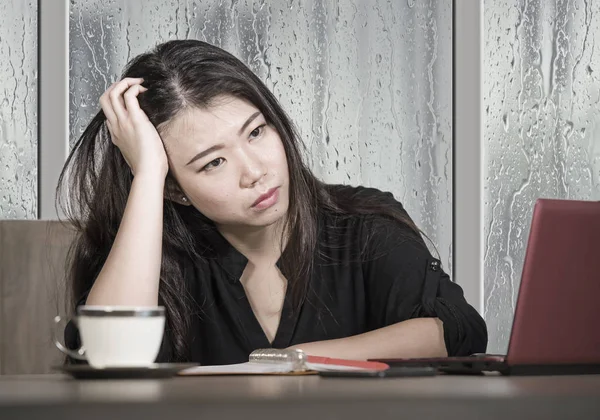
left=58, top=39, right=422, bottom=362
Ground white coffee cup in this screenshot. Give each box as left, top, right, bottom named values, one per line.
left=54, top=306, right=166, bottom=368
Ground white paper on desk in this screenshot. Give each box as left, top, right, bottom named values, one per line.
left=180, top=361, right=370, bottom=375
left=180, top=361, right=298, bottom=375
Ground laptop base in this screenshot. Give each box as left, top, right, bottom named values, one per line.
left=377, top=357, right=600, bottom=376
left=498, top=364, right=600, bottom=376
left=439, top=362, right=600, bottom=376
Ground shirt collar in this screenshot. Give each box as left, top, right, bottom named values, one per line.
left=203, top=226, right=287, bottom=284
left=189, top=211, right=325, bottom=284
left=199, top=227, right=246, bottom=283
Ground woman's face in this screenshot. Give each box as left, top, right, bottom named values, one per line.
left=161, top=96, right=290, bottom=230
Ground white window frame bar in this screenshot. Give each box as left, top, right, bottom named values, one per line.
left=37, top=0, right=485, bottom=314
left=39, top=0, right=69, bottom=220
left=453, top=0, right=484, bottom=314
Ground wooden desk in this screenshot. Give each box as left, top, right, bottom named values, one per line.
left=0, top=374, right=599, bottom=420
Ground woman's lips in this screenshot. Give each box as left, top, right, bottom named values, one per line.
left=252, top=187, right=279, bottom=210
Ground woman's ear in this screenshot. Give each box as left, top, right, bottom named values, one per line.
left=164, top=176, right=192, bottom=206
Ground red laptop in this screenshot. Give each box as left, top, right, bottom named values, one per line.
left=372, top=198, right=600, bottom=375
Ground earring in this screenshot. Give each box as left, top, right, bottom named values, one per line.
left=181, top=196, right=188, bottom=203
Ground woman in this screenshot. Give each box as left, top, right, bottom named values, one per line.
left=60, top=39, right=487, bottom=365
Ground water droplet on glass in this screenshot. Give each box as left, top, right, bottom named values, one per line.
left=502, top=113, right=509, bottom=131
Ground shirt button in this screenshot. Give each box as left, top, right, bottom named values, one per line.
left=429, top=260, right=440, bottom=271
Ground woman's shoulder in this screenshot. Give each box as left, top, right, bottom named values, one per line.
left=320, top=183, right=420, bottom=242
left=324, top=183, right=401, bottom=205
left=317, top=184, right=428, bottom=264
left=322, top=184, right=410, bottom=225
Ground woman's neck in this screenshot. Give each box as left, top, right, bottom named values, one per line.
left=217, top=219, right=287, bottom=265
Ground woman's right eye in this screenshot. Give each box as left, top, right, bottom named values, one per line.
left=202, top=158, right=224, bottom=171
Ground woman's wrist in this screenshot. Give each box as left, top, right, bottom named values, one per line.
left=133, top=169, right=168, bottom=186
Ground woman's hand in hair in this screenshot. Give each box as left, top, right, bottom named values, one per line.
left=100, top=77, right=169, bottom=179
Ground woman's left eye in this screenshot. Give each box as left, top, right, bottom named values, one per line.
left=249, top=124, right=266, bottom=139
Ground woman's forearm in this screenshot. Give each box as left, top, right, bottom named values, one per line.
left=85, top=173, right=165, bottom=307
left=289, top=318, right=447, bottom=360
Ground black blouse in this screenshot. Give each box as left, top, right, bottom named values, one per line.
left=67, top=186, right=488, bottom=365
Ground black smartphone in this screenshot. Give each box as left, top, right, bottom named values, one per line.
left=318, top=366, right=437, bottom=378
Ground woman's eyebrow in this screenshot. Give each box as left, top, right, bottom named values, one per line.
left=186, top=144, right=225, bottom=166
left=237, top=111, right=262, bottom=136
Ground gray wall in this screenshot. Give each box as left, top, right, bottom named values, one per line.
left=0, top=0, right=38, bottom=220
left=484, top=0, right=600, bottom=353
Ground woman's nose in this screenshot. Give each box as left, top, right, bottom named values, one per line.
left=240, top=151, right=267, bottom=187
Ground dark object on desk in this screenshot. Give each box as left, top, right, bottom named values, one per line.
left=56, top=363, right=197, bottom=379
left=319, top=366, right=437, bottom=378
left=371, top=199, right=600, bottom=376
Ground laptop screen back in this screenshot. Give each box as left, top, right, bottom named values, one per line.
left=506, top=199, right=600, bottom=366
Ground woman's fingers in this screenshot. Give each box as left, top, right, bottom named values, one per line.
left=123, top=84, right=147, bottom=118
left=98, top=77, right=167, bottom=177
left=108, top=77, right=144, bottom=123
left=99, top=82, right=118, bottom=124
